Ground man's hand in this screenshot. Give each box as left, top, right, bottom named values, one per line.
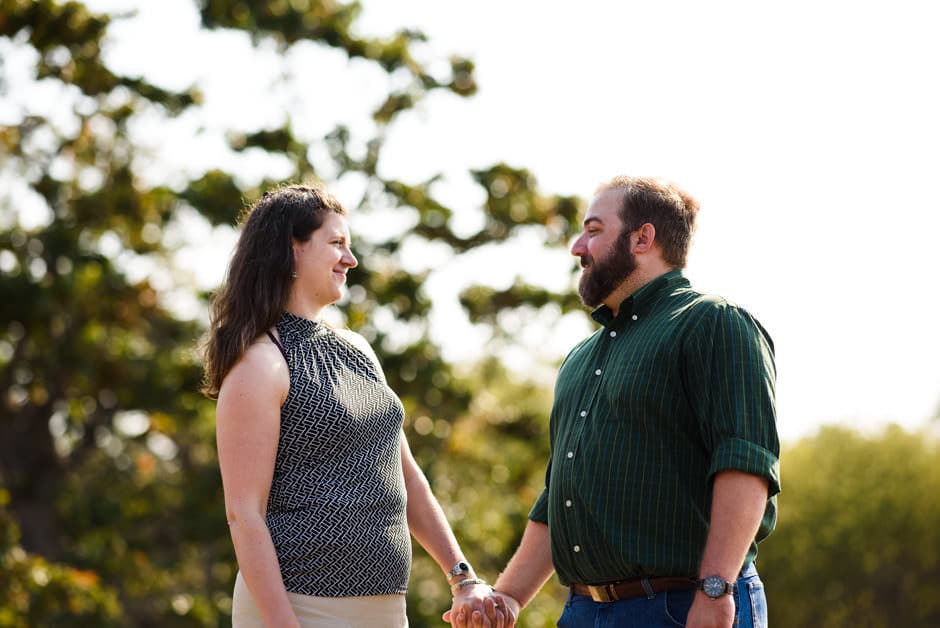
left=685, top=591, right=735, bottom=628
left=491, top=592, right=519, bottom=626
left=441, top=586, right=517, bottom=627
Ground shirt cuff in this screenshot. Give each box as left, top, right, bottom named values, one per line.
left=708, top=437, right=781, bottom=497
left=528, top=488, right=549, bottom=524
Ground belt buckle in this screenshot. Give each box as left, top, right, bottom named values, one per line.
left=586, top=583, right=618, bottom=603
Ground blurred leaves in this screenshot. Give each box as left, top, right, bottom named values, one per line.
left=461, top=281, right=584, bottom=326
left=197, top=0, right=476, bottom=125
left=1, top=0, right=577, bottom=626
left=472, top=164, right=581, bottom=247
left=0, top=0, right=197, bottom=109
left=760, top=425, right=940, bottom=628
left=180, top=170, right=247, bottom=226
left=10, top=2, right=934, bottom=628
left=405, top=359, right=569, bottom=625
left=0, top=498, right=123, bottom=627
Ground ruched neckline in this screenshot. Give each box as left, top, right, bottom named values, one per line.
left=277, top=311, right=327, bottom=340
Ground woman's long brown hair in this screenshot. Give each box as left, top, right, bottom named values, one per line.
left=201, top=184, right=345, bottom=399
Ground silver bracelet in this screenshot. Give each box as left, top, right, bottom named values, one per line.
left=451, top=577, right=490, bottom=593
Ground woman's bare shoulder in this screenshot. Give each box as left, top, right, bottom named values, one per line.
left=220, top=334, right=289, bottom=397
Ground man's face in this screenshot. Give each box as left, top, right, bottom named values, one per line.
left=570, top=189, right=637, bottom=308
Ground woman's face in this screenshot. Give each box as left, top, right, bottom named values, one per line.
left=292, top=212, right=358, bottom=307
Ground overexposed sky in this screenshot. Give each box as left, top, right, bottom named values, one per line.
left=356, top=1, right=940, bottom=442
left=29, top=0, right=940, bottom=440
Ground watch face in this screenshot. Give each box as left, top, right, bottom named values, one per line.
left=702, top=576, right=727, bottom=598
left=449, top=561, right=471, bottom=578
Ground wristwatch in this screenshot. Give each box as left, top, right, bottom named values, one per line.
left=696, top=575, right=734, bottom=599
left=447, top=560, right=473, bottom=582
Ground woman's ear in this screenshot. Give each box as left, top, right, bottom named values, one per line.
left=632, top=223, right=656, bottom=253
left=290, top=239, right=302, bottom=276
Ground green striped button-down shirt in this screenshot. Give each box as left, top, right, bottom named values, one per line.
left=529, top=269, right=780, bottom=585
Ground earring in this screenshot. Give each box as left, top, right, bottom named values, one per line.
left=291, top=271, right=297, bottom=279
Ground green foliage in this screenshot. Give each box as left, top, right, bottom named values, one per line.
left=0, top=492, right=123, bottom=627
left=8, top=3, right=935, bottom=628
left=759, top=425, right=940, bottom=628
left=0, top=1, right=578, bottom=626
left=197, top=0, right=477, bottom=125
left=181, top=170, right=248, bottom=226
left=471, top=165, right=580, bottom=247
left=406, top=358, right=569, bottom=626
left=460, top=281, right=584, bottom=328
left=0, top=0, right=197, bottom=109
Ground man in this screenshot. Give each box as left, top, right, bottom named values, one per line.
left=451, top=176, right=779, bottom=628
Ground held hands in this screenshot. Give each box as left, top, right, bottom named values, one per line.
left=685, top=591, right=735, bottom=628
left=443, top=585, right=519, bottom=628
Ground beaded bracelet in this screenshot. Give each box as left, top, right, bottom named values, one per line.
left=451, top=577, right=491, bottom=594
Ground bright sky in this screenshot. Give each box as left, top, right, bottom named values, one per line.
left=22, top=0, right=940, bottom=441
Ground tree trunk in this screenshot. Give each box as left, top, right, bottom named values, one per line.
left=0, top=401, right=64, bottom=559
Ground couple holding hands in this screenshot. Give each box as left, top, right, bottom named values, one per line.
left=203, top=178, right=779, bottom=628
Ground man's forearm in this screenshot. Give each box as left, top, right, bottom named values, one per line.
left=698, top=470, right=769, bottom=580
left=493, top=520, right=556, bottom=608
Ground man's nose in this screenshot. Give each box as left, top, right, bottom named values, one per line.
left=570, top=233, right=587, bottom=257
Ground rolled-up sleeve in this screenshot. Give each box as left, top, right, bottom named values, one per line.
left=685, top=302, right=781, bottom=496
left=709, top=437, right=780, bottom=497
left=528, top=460, right=551, bottom=523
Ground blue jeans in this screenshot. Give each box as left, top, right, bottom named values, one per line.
left=557, top=564, right=767, bottom=628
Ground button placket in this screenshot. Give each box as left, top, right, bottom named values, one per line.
left=559, top=325, right=612, bottom=568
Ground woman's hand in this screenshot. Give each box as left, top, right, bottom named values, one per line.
left=443, top=585, right=518, bottom=628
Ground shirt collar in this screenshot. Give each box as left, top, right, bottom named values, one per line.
left=590, top=268, right=689, bottom=328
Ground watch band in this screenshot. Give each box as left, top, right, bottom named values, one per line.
left=696, top=575, right=734, bottom=598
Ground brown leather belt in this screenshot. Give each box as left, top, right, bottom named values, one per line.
left=571, top=577, right=696, bottom=603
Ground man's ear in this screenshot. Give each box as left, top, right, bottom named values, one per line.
left=632, top=223, right=656, bottom=253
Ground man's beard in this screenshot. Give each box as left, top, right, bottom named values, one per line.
left=578, top=229, right=637, bottom=308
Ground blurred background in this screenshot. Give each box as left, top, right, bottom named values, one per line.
left=1, top=1, right=938, bottom=626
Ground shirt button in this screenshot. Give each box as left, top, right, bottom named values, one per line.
left=631, top=314, right=638, bottom=321
left=565, top=499, right=573, bottom=507
left=609, top=330, right=617, bottom=337
left=594, top=369, right=602, bottom=376
left=573, top=545, right=581, bottom=553
left=567, top=451, right=574, bottom=459
left=579, top=410, right=587, bottom=417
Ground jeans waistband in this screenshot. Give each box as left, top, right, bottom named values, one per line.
left=739, top=563, right=757, bottom=579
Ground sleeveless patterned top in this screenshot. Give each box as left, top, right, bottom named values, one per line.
left=266, top=312, right=410, bottom=596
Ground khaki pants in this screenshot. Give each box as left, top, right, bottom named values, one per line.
left=232, top=572, right=408, bottom=628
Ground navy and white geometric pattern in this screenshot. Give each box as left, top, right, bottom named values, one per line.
left=267, top=312, right=410, bottom=596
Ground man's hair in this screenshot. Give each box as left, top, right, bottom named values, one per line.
left=596, top=176, right=699, bottom=268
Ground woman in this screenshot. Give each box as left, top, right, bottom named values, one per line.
left=202, top=185, right=505, bottom=627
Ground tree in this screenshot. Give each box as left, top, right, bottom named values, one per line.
left=758, top=425, right=940, bottom=628
left=0, top=1, right=580, bottom=625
